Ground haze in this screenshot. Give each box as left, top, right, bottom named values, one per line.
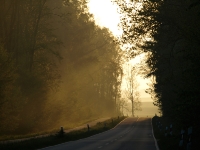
left=0, top=0, right=158, bottom=138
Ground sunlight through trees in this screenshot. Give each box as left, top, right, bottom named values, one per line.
left=115, top=0, right=200, bottom=144
left=0, top=0, right=123, bottom=135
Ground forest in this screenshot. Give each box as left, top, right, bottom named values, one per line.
left=115, top=0, right=200, bottom=138
left=1, top=0, right=199, bottom=142
left=0, top=0, right=123, bottom=135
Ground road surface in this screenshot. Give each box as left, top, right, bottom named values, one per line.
left=40, top=117, right=158, bottom=150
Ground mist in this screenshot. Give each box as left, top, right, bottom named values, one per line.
left=0, top=0, right=124, bottom=136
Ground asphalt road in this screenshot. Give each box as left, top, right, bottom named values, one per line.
left=40, top=117, right=158, bottom=150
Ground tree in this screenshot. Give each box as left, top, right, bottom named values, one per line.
left=123, top=62, right=141, bottom=116
left=0, top=0, right=63, bottom=134
left=0, top=0, right=124, bottom=135
left=115, top=0, right=200, bottom=141
left=41, top=0, right=124, bottom=129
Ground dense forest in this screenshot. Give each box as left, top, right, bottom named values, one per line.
left=115, top=0, right=200, bottom=138
left=0, top=0, right=123, bottom=135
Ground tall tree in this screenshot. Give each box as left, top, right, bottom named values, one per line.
left=0, top=0, right=62, bottom=134
left=0, top=0, right=124, bottom=135
left=123, top=62, right=141, bottom=116
left=115, top=0, right=200, bottom=140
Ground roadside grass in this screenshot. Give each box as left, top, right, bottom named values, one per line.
left=0, top=118, right=104, bottom=142
left=0, top=116, right=126, bottom=150
left=0, top=131, right=55, bottom=142
left=152, top=116, right=199, bottom=150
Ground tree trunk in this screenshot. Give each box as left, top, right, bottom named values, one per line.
left=131, top=100, right=134, bottom=117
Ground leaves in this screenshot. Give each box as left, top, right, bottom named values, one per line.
left=115, top=0, right=200, bottom=132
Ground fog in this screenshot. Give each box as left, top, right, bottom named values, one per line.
left=0, top=0, right=157, bottom=137
left=0, top=0, right=124, bottom=136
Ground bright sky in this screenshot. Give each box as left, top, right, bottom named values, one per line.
left=87, top=0, right=122, bottom=36
left=87, top=0, right=152, bottom=101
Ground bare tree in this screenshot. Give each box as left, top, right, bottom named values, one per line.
left=118, top=98, right=131, bottom=116
left=124, top=63, right=141, bottom=117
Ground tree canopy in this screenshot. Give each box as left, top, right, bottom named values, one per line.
left=0, top=0, right=123, bottom=135
left=115, top=0, right=200, bottom=139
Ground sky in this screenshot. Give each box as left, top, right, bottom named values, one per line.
left=87, top=0, right=152, bottom=102
left=87, top=0, right=122, bottom=36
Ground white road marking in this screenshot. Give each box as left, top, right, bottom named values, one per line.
left=151, top=118, right=160, bottom=150
left=98, top=146, right=102, bottom=149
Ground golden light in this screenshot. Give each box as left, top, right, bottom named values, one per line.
left=87, top=0, right=152, bottom=102
left=87, top=0, right=122, bottom=36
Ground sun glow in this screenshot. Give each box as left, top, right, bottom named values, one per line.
left=87, top=0, right=152, bottom=101
left=87, top=0, right=122, bottom=36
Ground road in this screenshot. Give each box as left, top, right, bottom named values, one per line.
left=40, top=117, right=158, bottom=150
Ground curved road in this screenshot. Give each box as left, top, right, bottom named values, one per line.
left=40, top=117, right=158, bottom=150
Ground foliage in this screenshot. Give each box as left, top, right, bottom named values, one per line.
left=115, top=0, right=200, bottom=136
left=0, top=0, right=63, bottom=134
left=0, top=0, right=123, bottom=136
left=43, top=1, right=124, bottom=129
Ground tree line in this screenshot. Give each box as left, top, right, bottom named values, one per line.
left=0, top=0, right=123, bottom=135
left=115, top=0, right=200, bottom=136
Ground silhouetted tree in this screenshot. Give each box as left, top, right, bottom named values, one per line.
left=115, top=0, right=200, bottom=141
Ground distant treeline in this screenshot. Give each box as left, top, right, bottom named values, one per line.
left=116, top=0, right=200, bottom=134
left=0, top=0, right=123, bottom=135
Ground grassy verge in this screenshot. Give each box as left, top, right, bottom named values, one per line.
left=0, top=118, right=104, bottom=141
left=152, top=116, right=199, bottom=150
left=0, top=116, right=126, bottom=150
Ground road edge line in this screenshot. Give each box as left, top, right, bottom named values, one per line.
left=151, top=118, right=160, bottom=150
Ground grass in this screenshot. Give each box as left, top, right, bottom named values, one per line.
left=0, top=131, right=55, bottom=142
left=0, top=116, right=126, bottom=150
left=0, top=118, right=104, bottom=141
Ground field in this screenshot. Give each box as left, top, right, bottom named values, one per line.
left=135, top=101, right=159, bottom=117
